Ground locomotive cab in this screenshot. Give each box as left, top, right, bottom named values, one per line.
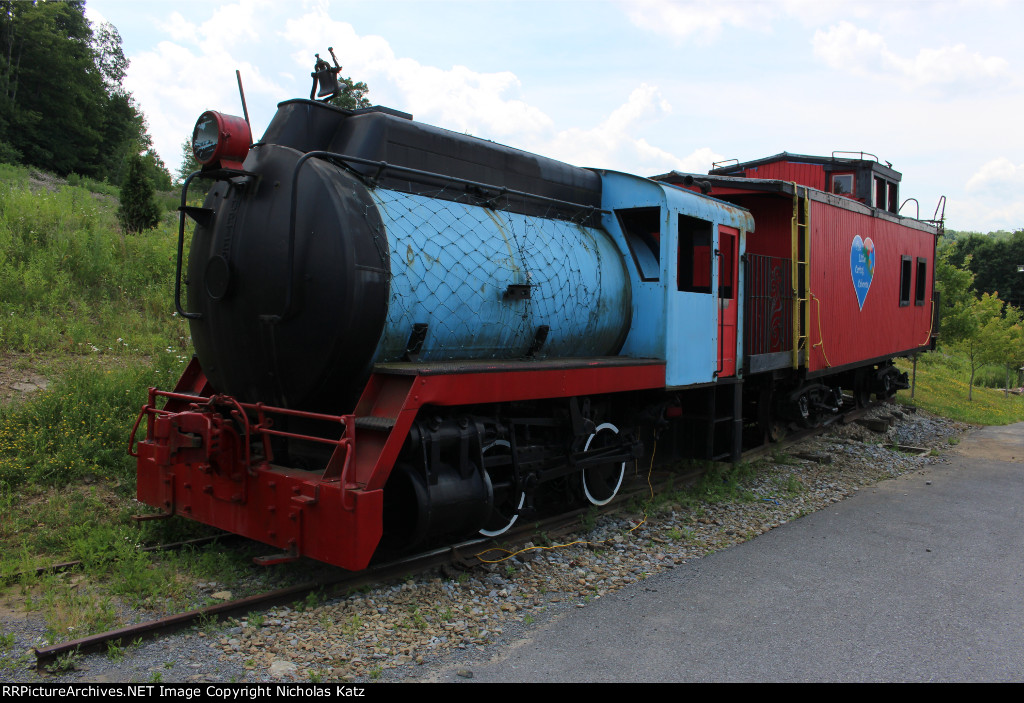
left=599, top=171, right=752, bottom=387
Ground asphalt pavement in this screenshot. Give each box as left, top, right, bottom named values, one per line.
left=433, top=423, right=1024, bottom=682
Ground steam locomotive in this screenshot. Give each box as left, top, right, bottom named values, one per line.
left=131, top=57, right=939, bottom=570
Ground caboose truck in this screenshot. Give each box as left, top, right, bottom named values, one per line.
left=131, top=54, right=939, bottom=571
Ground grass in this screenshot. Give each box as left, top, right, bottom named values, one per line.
left=692, top=461, right=759, bottom=503
left=897, top=353, right=1024, bottom=425
left=0, top=353, right=187, bottom=490
left=0, top=178, right=188, bottom=357
left=0, top=168, right=337, bottom=656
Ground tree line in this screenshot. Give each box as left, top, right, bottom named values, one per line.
left=0, top=1, right=170, bottom=197
left=936, top=231, right=1024, bottom=399
left=942, top=229, right=1024, bottom=309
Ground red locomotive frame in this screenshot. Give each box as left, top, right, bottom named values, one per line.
left=132, top=357, right=666, bottom=570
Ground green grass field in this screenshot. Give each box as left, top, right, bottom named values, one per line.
left=897, top=354, right=1024, bottom=425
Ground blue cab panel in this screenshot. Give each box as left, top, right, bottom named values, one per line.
left=598, top=171, right=753, bottom=387
left=369, top=189, right=632, bottom=363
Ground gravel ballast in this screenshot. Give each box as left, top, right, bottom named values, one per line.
left=0, top=404, right=973, bottom=684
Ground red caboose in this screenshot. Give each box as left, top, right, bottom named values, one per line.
left=656, top=152, right=939, bottom=431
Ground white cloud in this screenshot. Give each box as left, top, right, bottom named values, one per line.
left=83, top=4, right=108, bottom=27
left=812, top=21, right=1010, bottom=88
left=943, top=158, right=1024, bottom=231
left=280, top=8, right=552, bottom=138
left=623, top=0, right=776, bottom=42
left=124, top=44, right=284, bottom=176
left=123, top=1, right=696, bottom=180
left=965, top=158, right=1024, bottom=195
left=946, top=195, right=1024, bottom=233
left=538, top=84, right=722, bottom=174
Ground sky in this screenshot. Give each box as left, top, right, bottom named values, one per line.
left=84, top=0, right=1024, bottom=233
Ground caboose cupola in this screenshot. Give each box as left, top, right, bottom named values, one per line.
left=709, top=151, right=903, bottom=214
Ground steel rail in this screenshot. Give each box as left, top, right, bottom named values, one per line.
left=33, top=397, right=895, bottom=669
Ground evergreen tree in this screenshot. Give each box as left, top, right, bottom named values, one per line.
left=118, top=153, right=160, bottom=233
left=139, top=148, right=171, bottom=191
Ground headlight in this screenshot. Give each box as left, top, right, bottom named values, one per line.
left=191, top=111, right=252, bottom=170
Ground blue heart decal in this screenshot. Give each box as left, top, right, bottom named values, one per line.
left=850, top=235, right=875, bottom=310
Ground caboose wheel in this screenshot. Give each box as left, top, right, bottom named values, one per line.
left=878, top=371, right=895, bottom=400
left=581, top=423, right=626, bottom=506
left=854, top=370, right=871, bottom=408
left=797, top=393, right=821, bottom=429
left=479, top=440, right=526, bottom=537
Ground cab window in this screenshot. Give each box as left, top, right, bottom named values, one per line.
left=617, top=207, right=661, bottom=281
left=678, top=214, right=713, bottom=294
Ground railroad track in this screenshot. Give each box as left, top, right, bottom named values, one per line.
left=32, top=397, right=896, bottom=669
left=31, top=483, right=659, bottom=669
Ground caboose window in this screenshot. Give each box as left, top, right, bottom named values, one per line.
left=678, top=214, right=713, bottom=294
left=888, top=182, right=899, bottom=213
left=874, top=177, right=887, bottom=209
left=900, top=256, right=912, bottom=307
left=915, top=257, right=927, bottom=305
left=617, top=207, right=662, bottom=281
left=831, top=174, right=853, bottom=195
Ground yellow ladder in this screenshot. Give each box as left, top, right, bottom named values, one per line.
left=791, top=185, right=810, bottom=368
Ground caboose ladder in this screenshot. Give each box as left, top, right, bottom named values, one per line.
left=791, top=185, right=810, bottom=369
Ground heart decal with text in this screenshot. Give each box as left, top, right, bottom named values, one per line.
left=850, top=235, right=875, bottom=310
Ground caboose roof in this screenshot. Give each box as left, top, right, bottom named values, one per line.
left=707, top=151, right=903, bottom=182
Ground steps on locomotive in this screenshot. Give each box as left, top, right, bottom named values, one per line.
left=670, top=381, right=744, bottom=462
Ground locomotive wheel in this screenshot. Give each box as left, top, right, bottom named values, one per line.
left=479, top=440, right=526, bottom=537
left=581, top=423, right=626, bottom=506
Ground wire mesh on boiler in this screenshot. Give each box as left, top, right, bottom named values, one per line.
left=366, top=184, right=628, bottom=362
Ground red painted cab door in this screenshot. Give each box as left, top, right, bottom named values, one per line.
left=717, top=226, right=739, bottom=377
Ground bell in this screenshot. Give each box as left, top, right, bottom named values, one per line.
left=315, top=68, right=340, bottom=98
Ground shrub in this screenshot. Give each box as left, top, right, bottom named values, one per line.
left=118, top=153, right=160, bottom=234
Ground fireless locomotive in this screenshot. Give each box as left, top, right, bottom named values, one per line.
left=131, top=55, right=940, bottom=570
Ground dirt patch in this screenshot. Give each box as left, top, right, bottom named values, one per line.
left=27, top=170, right=66, bottom=193
left=955, top=423, right=1024, bottom=462
left=0, top=354, right=51, bottom=406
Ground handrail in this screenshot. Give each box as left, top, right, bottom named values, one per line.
left=831, top=150, right=880, bottom=163
left=174, top=171, right=205, bottom=320
left=140, top=389, right=348, bottom=448
left=899, top=197, right=920, bottom=219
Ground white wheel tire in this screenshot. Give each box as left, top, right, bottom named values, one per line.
left=582, top=423, right=626, bottom=507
